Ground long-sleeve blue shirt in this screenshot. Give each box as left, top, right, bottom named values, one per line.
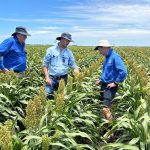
left=100, top=48, right=127, bottom=83
left=0, top=36, right=26, bottom=72
left=43, top=45, right=78, bottom=76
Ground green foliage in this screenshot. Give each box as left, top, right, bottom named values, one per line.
left=0, top=46, right=150, bottom=149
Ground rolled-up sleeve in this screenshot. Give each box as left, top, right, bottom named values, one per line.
left=43, top=52, right=51, bottom=68
left=68, top=51, right=78, bottom=69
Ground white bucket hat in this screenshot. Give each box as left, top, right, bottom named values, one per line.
left=94, top=40, right=111, bottom=50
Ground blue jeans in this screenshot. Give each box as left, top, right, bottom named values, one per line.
left=100, top=82, right=118, bottom=107
left=45, top=75, right=68, bottom=99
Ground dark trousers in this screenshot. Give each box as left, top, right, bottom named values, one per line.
left=100, top=82, right=118, bottom=107
left=46, top=75, right=68, bottom=100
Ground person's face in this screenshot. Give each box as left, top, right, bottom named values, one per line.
left=60, top=38, right=70, bottom=48
left=17, top=33, right=27, bottom=43
left=98, top=46, right=109, bottom=56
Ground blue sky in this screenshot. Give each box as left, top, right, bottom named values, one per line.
left=0, top=0, right=150, bottom=46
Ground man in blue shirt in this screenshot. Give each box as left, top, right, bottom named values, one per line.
left=95, top=40, right=127, bottom=122
left=43, top=32, right=80, bottom=99
left=0, top=26, right=31, bottom=73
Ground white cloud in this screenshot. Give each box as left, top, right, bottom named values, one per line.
left=63, top=3, right=150, bottom=27
left=29, top=30, right=53, bottom=35
left=39, top=26, right=64, bottom=30
left=0, top=18, right=73, bottom=24
left=0, top=1, right=150, bottom=46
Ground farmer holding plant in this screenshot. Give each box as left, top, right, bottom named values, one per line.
left=0, top=26, right=31, bottom=73
left=95, top=40, right=127, bottom=122
left=43, top=32, right=80, bottom=99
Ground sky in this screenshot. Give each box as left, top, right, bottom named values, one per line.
left=0, top=0, right=150, bottom=46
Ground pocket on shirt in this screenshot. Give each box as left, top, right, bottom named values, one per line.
left=50, top=56, right=57, bottom=66
left=63, top=56, right=69, bottom=66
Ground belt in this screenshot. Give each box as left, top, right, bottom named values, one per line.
left=14, top=70, right=20, bottom=73
left=50, top=74, right=68, bottom=80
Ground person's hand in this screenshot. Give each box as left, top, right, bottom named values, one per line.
left=45, top=77, right=52, bottom=85
left=74, top=68, right=80, bottom=74
left=107, top=82, right=117, bottom=88
left=2, top=68, right=9, bottom=74
left=95, top=80, right=101, bottom=86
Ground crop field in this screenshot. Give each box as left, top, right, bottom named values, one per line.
left=0, top=45, right=150, bottom=150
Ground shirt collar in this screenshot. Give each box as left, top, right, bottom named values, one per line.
left=13, top=36, right=25, bottom=46
left=56, top=43, right=67, bottom=53
left=106, top=48, right=113, bottom=58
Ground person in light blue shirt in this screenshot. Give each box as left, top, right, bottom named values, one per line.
left=95, top=40, right=127, bottom=121
left=0, top=26, right=31, bottom=73
left=43, top=32, right=80, bottom=99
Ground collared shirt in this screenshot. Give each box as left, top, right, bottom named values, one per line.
left=0, top=36, right=26, bottom=72
left=100, top=48, right=127, bottom=83
left=43, top=45, right=78, bottom=76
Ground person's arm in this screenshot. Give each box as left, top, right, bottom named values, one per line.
left=73, top=67, right=80, bottom=74
left=43, top=67, right=51, bottom=85
left=43, top=51, right=51, bottom=85
left=114, top=55, right=128, bottom=83
left=107, top=55, right=127, bottom=88
left=68, top=51, right=80, bottom=73
left=0, top=56, right=9, bottom=73
left=95, top=79, right=101, bottom=86
left=0, top=38, right=13, bottom=72
left=0, top=56, right=4, bottom=70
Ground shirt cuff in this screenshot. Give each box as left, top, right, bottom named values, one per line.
left=114, top=81, right=121, bottom=85
left=71, top=64, right=78, bottom=70
left=43, top=63, right=49, bottom=68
